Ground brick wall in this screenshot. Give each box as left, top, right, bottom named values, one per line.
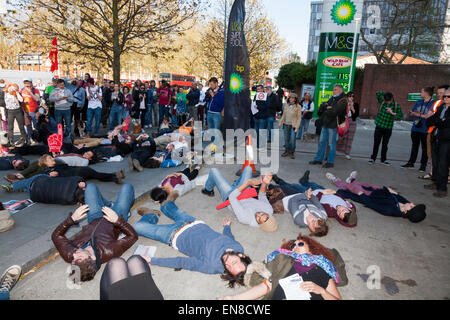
left=359, top=64, right=450, bottom=119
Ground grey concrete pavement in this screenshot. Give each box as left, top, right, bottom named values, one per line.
left=5, top=121, right=450, bottom=300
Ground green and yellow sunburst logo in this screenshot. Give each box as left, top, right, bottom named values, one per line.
left=229, top=73, right=244, bottom=94
left=331, top=0, right=356, bottom=26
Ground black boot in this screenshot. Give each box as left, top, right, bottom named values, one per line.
left=272, top=174, right=281, bottom=184
left=299, top=170, right=310, bottom=185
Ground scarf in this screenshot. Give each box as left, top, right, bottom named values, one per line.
left=265, top=248, right=339, bottom=283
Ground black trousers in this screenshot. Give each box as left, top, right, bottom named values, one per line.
left=432, top=140, right=450, bottom=191
left=11, top=144, right=49, bottom=155
left=61, top=167, right=117, bottom=182
left=408, top=131, right=428, bottom=167
left=371, top=126, right=392, bottom=162
left=179, top=167, right=199, bottom=181
left=7, top=109, right=28, bottom=143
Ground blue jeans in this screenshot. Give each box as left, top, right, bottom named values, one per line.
left=204, top=166, right=253, bottom=201
left=12, top=174, right=47, bottom=196
left=207, top=112, right=222, bottom=143
left=267, top=117, right=275, bottom=142
left=315, top=127, right=338, bottom=164
left=283, top=124, right=297, bottom=152
left=133, top=201, right=196, bottom=245
left=84, top=184, right=134, bottom=223
left=151, top=103, right=159, bottom=127
left=144, top=104, right=152, bottom=126
left=86, top=107, right=102, bottom=134
left=276, top=177, right=325, bottom=195
left=121, top=109, right=130, bottom=123
left=55, top=109, right=72, bottom=137
left=109, top=106, right=122, bottom=131
left=159, top=105, right=169, bottom=125
left=255, top=118, right=268, bottom=148
left=0, top=290, right=9, bottom=300
left=297, top=118, right=311, bottom=139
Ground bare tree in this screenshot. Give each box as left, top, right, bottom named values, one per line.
left=360, top=0, right=449, bottom=63
left=4, top=0, right=201, bottom=82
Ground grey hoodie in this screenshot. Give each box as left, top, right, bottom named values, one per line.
left=283, top=193, right=328, bottom=227
left=49, top=87, right=74, bottom=111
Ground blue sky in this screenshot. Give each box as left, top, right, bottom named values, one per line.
left=261, top=0, right=312, bottom=62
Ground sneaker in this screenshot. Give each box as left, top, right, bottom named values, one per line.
left=133, top=159, right=144, bottom=172
left=346, top=171, right=358, bottom=184
left=0, top=265, right=22, bottom=294
left=201, top=188, right=215, bottom=197
left=1, top=184, right=13, bottom=192
left=368, top=159, right=375, bottom=164
left=326, top=172, right=337, bottom=182
left=382, top=161, right=391, bottom=166
left=281, top=151, right=289, bottom=157
left=137, top=207, right=161, bottom=217
left=309, top=160, right=322, bottom=165
left=323, top=163, right=334, bottom=168
left=401, top=163, right=414, bottom=169
left=419, top=166, right=426, bottom=173
left=289, top=152, right=295, bottom=159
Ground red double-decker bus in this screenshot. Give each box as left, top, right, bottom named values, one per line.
left=159, top=73, right=196, bottom=89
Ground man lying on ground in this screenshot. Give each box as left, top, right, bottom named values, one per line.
left=52, top=184, right=138, bottom=282
left=133, top=194, right=251, bottom=287
left=0, top=154, right=29, bottom=171
left=2, top=174, right=86, bottom=205
left=201, top=166, right=278, bottom=232
left=128, top=133, right=157, bottom=172
left=327, top=171, right=426, bottom=223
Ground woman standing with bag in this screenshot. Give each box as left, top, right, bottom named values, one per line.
left=4, top=84, right=28, bottom=147
left=337, top=92, right=360, bottom=160
left=279, top=93, right=302, bottom=159
left=297, top=93, right=314, bottom=140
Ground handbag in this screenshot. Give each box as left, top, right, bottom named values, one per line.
left=337, top=104, right=350, bottom=137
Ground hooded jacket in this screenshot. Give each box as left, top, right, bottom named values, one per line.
left=29, top=175, right=84, bottom=205
left=317, top=94, right=347, bottom=129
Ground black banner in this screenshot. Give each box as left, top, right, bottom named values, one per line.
left=224, top=0, right=251, bottom=130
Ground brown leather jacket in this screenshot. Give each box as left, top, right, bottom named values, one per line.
left=52, top=214, right=138, bottom=264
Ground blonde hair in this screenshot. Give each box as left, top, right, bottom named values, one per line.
left=38, top=154, right=53, bottom=168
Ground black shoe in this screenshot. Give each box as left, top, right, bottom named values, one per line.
left=424, top=183, right=437, bottom=190
left=299, top=170, right=310, bottom=184
left=69, top=132, right=75, bottom=144
left=401, top=163, right=414, bottom=169
left=433, top=190, right=447, bottom=198
left=309, top=160, right=322, bottom=165
left=201, top=188, right=214, bottom=197
left=323, top=163, right=334, bottom=168
left=419, top=166, right=426, bottom=173
left=272, top=175, right=281, bottom=184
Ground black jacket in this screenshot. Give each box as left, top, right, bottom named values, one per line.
left=267, top=92, right=282, bottom=117
left=0, top=155, right=23, bottom=170
left=350, top=102, right=360, bottom=122
left=253, top=94, right=270, bottom=120
left=426, top=104, right=450, bottom=142
left=317, top=94, right=347, bottom=129
left=30, top=175, right=84, bottom=205
left=186, top=89, right=200, bottom=107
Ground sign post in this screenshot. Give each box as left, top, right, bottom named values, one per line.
left=314, top=0, right=364, bottom=115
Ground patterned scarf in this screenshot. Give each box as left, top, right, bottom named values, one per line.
left=265, top=248, right=339, bottom=283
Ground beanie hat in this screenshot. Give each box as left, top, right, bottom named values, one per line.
left=259, top=216, right=278, bottom=232
left=0, top=208, right=14, bottom=233
left=405, top=204, right=426, bottom=223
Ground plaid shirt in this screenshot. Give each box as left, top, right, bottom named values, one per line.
left=374, top=92, right=403, bottom=129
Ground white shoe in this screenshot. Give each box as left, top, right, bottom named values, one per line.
left=345, top=155, right=351, bottom=160
left=326, top=172, right=337, bottom=182
left=346, top=171, right=358, bottom=184
left=0, top=265, right=22, bottom=293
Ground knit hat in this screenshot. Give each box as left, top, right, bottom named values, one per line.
left=0, top=208, right=14, bottom=233
left=290, top=93, right=298, bottom=99
left=347, top=206, right=357, bottom=226
left=405, top=204, right=426, bottom=223
left=259, top=216, right=278, bottom=232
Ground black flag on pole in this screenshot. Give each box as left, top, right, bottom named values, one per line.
left=224, top=0, right=250, bottom=130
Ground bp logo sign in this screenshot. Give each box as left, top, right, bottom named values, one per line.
left=229, top=73, right=244, bottom=94
left=331, top=0, right=357, bottom=26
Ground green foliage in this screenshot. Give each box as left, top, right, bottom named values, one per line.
left=276, top=60, right=317, bottom=90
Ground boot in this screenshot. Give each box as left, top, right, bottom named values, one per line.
left=281, top=151, right=289, bottom=157
left=290, top=152, right=295, bottom=159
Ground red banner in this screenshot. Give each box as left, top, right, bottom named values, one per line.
left=49, top=37, right=58, bottom=73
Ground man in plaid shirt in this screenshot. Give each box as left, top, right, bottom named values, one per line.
left=369, top=92, right=403, bottom=165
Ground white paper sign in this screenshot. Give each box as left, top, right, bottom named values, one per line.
left=278, top=274, right=311, bottom=300
left=251, top=102, right=259, bottom=115
left=255, top=92, right=267, bottom=101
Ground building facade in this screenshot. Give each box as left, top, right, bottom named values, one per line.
left=307, top=0, right=450, bottom=63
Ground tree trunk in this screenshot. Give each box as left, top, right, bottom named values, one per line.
left=112, top=0, right=121, bottom=83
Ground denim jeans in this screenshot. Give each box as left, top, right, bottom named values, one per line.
left=55, top=109, right=72, bottom=137
left=86, top=107, right=102, bottom=134
left=204, top=166, right=253, bottom=201
left=276, top=177, right=325, bottom=196
left=133, top=201, right=196, bottom=245
left=159, top=105, right=169, bottom=125
left=207, top=112, right=222, bottom=143
left=283, top=124, right=297, bottom=152
left=144, top=104, right=152, bottom=126
left=121, top=109, right=130, bottom=123
left=315, top=128, right=338, bottom=164
left=12, top=174, right=47, bottom=196
left=0, top=290, right=9, bottom=300
left=84, top=184, right=134, bottom=223
left=109, top=106, right=122, bottom=131
left=267, top=116, right=275, bottom=142
left=255, top=118, right=268, bottom=148
left=297, top=118, right=311, bottom=139
left=150, top=103, right=159, bottom=127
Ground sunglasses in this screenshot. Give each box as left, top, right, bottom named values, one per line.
left=290, top=241, right=305, bottom=251
left=443, top=95, right=450, bottom=98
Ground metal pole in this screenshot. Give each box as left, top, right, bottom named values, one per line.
left=223, top=0, right=228, bottom=81
left=348, top=18, right=360, bottom=92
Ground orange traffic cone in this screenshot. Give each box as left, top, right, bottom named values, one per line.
left=238, top=135, right=257, bottom=176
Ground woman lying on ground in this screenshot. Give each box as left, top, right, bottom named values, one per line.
left=220, top=233, right=342, bottom=300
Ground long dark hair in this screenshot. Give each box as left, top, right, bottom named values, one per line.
left=220, top=252, right=252, bottom=288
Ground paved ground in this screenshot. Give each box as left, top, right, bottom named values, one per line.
left=3, top=120, right=450, bottom=300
